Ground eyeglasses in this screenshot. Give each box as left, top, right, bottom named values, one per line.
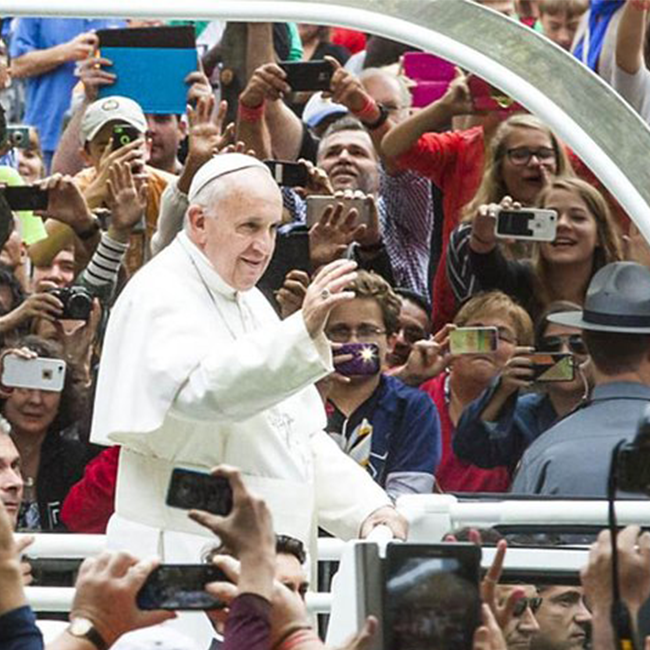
left=506, top=146, right=556, bottom=166
left=326, top=324, right=386, bottom=343
left=540, top=334, right=587, bottom=356
left=513, top=596, right=543, bottom=617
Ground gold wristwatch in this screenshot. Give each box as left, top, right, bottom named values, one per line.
left=67, top=617, right=108, bottom=650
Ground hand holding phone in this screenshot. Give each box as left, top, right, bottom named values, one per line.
left=522, top=352, right=575, bottom=382
left=137, top=564, right=229, bottom=610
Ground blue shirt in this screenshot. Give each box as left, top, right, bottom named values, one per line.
left=0, top=606, right=43, bottom=650
left=10, top=18, right=125, bottom=152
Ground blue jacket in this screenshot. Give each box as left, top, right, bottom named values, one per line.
left=327, top=374, right=442, bottom=499
left=453, top=379, right=558, bottom=473
left=0, top=607, right=43, bottom=650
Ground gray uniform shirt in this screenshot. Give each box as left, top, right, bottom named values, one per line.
left=511, top=382, right=650, bottom=496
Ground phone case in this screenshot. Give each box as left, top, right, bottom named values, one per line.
left=279, top=60, right=334, bottom=91
left=468, top=76, right=523, bottom=113
left=524, top=353, right=575, bottom=382
left=334, top=343, right=381, bottom=376
left=306, top=195, right=372, bottom=228
left=449, top=327, right=498, bottom=355
left=166, top=468, right=233, bottom=516
left=495, top=208, right=558, bottom=241
left=263, top=160, right=309, bottom=187
left=2, top=356, right=66, bottom=392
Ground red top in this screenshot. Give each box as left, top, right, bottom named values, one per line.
left=421, top=373, right=510, bottom=493
left=396, top=127, right=485, bottom=332
left=61, top=445, right=119, bottom=533
left=330, top=27, right=367, bottom=54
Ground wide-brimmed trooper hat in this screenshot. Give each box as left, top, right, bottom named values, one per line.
left=548, top=262, right=650, bottom=333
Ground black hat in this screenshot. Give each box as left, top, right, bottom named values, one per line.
left=548, top=262, right=650, bottom=333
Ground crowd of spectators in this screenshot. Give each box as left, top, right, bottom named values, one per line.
left=0, top=0, right=650, bottom=647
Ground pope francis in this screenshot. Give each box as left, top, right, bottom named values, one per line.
left=90, top=154, right=404, bottom=601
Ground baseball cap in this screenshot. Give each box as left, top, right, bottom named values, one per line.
left=80, top=96, right=147, bottom=145
left=302, top=92, right=348, bottom=129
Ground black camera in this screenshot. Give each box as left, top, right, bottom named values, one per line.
left=616, top=407, right=650, bottom=495
left=49, top=286, right=93, bottom=321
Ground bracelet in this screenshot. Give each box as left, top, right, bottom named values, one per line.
left=352, top=94, right=378, bottom=121
left=76, top=215, right=101, bottom=241
left=238, top=99, right=265, bottom=123
left=630, top=0, right=650, bottom=11
left=273, top=623, right=316, bottom=650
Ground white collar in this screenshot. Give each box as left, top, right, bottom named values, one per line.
left=177, top=230, right=238, bottom=302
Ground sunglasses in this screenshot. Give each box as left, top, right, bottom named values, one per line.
left=539, top=334, right=587, bottom=356
left=513, top=596, right=543, bottom=617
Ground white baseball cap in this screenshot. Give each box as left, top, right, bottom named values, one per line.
left=80, top=96, right=147, bottom=145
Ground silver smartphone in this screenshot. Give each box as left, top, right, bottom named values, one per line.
left=306, top=195, right=372, bottom=228
left=495, top=208, right=558, bottom=241
left=2, top=356, right=67, bottom=392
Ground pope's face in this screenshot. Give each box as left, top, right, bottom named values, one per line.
left=197, top=169, right=283, bottom=291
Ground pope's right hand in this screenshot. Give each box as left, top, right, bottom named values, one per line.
left=302, top=259, right=358, bottom=339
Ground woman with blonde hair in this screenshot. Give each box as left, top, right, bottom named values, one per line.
left=468, top=176, right=622, bottom=321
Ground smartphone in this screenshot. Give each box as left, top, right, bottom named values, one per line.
left=467, top=75, right=523, bottom=113
left=279, top=60, right=334, bottom=92
left=5, top=125, right=30, bottom=149
left=523, top=352, right=575, bottom=382
left=137, top=564, right=230, bottom=610
left=495, top=208, right=558, bottom=241
left=2, top=186, right=49, bottom=211
left=402, top=52, right=456, bottom=83
left=264, top=160, right=310, bottom=187
left=2, top=356, right=66, bottom=392
left=306, top=195, right=372, bottom=228
left=334, top=343, right=381, bottom=377
left=383, top=543, right=482, bottom=650
left=449, top=327, right=498, bottom=355
left=112, top=123, right=141, bottom=151
left=166, top=468, right=233, bottom=516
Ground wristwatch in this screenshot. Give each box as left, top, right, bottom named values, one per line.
left=75, top=215, right=101, bottom=241
left=362, top=103, right=390, bottom=130
left=67, top=617, right=108, bottom=650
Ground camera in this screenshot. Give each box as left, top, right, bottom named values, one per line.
left=49, top=286, right=93, bottom=321
left=6, top=125, right=30, bottom=149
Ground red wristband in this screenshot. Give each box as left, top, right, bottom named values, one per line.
left=238, top=99, right=265, bottom=123
left=352, top=94, right=379, bottom=121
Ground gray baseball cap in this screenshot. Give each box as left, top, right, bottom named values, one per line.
left=548, top=262, right=650, bottom=333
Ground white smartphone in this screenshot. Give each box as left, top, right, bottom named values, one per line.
left=2, top=356, right=67, bottom=392
left=495, top=208, right=558, bottom=241
left=306, top=195, right=373, bottom=228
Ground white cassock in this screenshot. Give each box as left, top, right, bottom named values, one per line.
left=90, top=230, right=390, bottom=644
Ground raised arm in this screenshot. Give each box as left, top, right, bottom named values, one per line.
left=381, top=70, right=474, bottom=160
left=615, top=0, right=649, bottom=74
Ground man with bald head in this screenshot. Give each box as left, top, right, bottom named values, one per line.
left=91, top=155, right=404, bottom=606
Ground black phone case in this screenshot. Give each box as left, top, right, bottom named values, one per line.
left=166, top=468, right=233, bottom=516
left=279, top=60, right=334, bottom=91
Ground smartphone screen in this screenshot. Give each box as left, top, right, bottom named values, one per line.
left=334, top=343, right=381, bottom=377
left=166, top=468, right=233, bottom=516
left=3, top=186, right=49, bottom=211
left=279, top=60, right=334, bottom=92
left=449, top=327, right=498, bottom=355
left=137, top=564, right=229, bottom=610
left=523, top=352, right=575, bottom=382
left=495, top=209, right=558, bottom=241
left=264, top=160, right=309, bottom=187
left=384, top=543, right=482, bottom=650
